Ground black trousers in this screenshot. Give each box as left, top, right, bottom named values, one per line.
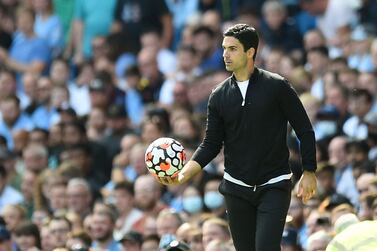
left=219, top=179, right=291, bottom=251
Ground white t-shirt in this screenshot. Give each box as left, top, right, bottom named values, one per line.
left=237, top=80, right=249, bottom=100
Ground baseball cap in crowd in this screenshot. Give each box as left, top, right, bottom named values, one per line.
left=0, top=224, right=11, bottom=241
left=89, top=79, right=107, bottom=92
left=107, top=104, right=128, bottom=118
left=119, top=231, right=143, bottom=246
left=281, top=227, right=298, bottom=247
left=166, top=240, right=190, bottom=251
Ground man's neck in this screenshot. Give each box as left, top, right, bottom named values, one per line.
left=233, top=64, right=254, bottom=81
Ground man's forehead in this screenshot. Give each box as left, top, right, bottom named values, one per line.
left=222, top=36, right=241, bottom=47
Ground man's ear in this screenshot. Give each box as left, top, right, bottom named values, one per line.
left=247, top=47, right=255, bottom=59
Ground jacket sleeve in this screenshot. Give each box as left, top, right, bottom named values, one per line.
left=279, top=80, right=317, bottom=172
left=192, top=89, right=224, bottom=168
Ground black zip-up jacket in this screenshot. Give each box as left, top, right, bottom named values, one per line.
left=192, top=67, right=316, bottom=186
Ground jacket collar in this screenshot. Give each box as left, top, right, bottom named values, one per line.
left=230, top=67, right=259, bottom=85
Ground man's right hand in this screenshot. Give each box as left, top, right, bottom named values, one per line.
left=158, top=173, right=180, bottom=186
left=157, top=160, right=202, bottom=186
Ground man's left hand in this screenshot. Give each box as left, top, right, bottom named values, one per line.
left=297, top=170, right=317, bottom=204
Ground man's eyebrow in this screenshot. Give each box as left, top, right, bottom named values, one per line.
left=222, top=45, right=238, bottom=49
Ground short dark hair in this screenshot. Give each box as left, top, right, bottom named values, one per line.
left=94, top=70, right=113, bottom=86
left=31, top=128, right=49, bottom=137
left=192, top=25, right=216, bottom=39
left=14, top=222, right=41, bottom=249
left=143, top=233, right=160, bottom=243
left=63, top=121, right=86, bottom=137
left=307, top=46, right=329, bottom=58
left=223, top=24, right=259, bottom=59
left=114, top=180, right=134, bottom=196
left=124, top=65, right=140, bottom=78
left=1, top=94, right=20, bottom=107
left=141, top=26, right=162, bottom=38
left=63, top=143, right=92, bottom=156
left=349, top=88, right=373, bottom=103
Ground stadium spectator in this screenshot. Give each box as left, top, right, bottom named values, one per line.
left=0, top=7, right=50, bottom=79
left=32, top=0, right=64, bottom=57
left=0, top=1, right=375, bottom=250
left=112, top=180, right=143, bottom=240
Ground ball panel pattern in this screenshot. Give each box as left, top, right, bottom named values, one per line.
left=145, top=137, right=186, bottom=178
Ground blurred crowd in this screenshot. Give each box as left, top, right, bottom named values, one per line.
left=0, top=0, right=376, bottom=250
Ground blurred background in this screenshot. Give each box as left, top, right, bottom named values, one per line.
left=0, top=0, right=376, bottom=250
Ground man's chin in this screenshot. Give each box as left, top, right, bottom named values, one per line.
left=225, top=66, right=233, bottom=71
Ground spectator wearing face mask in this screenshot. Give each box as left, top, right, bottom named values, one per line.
left=203, top=176, right=226, bottom=219
left=181, top=185, right=203, bottom=220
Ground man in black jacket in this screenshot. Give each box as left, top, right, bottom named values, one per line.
left=160, top=24, right=317, bottom=251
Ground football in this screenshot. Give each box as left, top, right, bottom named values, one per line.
left=145, top=137, right=186, bottom=178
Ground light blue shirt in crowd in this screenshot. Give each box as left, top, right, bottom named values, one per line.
left=91, top=239, right=121, bottom=251
left=10, top=32, right=50, bottom=64
left=31, top=106, right=59, bottom=130
left=34, top=14, right=64, bottom=56
left=125, top=89, right=144, bottom=126
left=0, top=113, right=34, bottom=150
left=9, top=32, right=50, bottom=86
left=336, top=165, right=359, bottom=208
